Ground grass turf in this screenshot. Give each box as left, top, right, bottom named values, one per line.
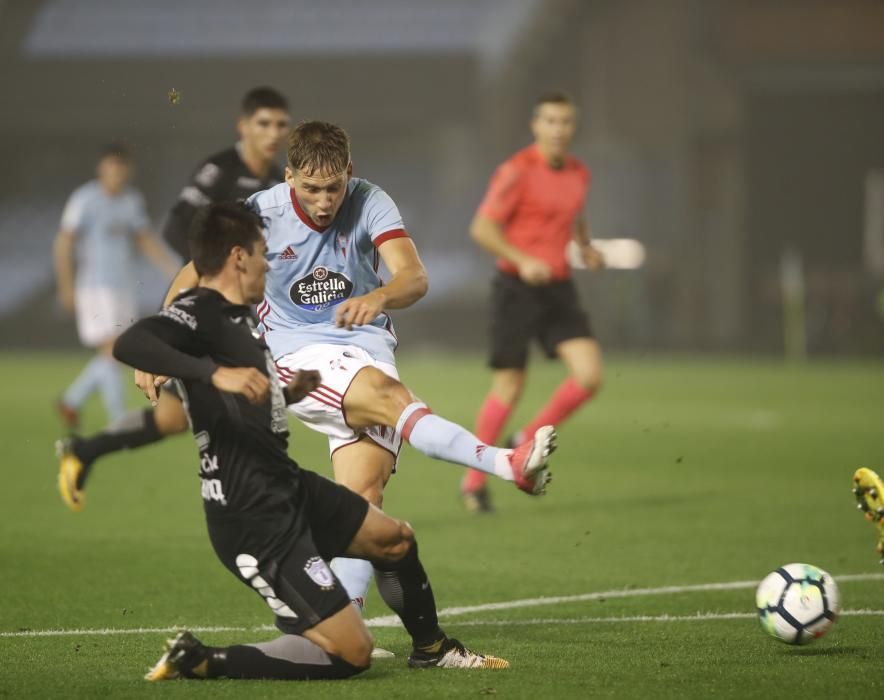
left=0, top=352, right=882, bottom=698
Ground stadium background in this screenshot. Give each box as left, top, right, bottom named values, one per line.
left=2, top=0, right=884, bottom=355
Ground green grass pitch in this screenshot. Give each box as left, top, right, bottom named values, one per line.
left=0, top=352, right=882, bottom=698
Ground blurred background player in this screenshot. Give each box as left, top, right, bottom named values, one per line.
left=57, top=87, right=290, bottom=507
left=53, top=143, right=178, bottom=427
left=460, top=92, right=605, bottom=513
left=162, top=86, right=290, bottom=261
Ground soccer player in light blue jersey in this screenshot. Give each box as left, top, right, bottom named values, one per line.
left=125, top=122, right=557, bottom=638
left=53, top=144, right=178, bottom=426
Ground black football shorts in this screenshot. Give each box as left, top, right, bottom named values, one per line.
left=208, top=469, right=370, bottom=635
left=489, top=272, right=593, bottom=369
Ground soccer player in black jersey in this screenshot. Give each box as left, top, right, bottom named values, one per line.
left=57, top=87, right=290, bottom=510
left=111, top=203, right=507, bottom=679
left=162, top=87, right=290, bottom=261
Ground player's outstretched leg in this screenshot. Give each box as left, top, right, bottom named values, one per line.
left=350, top=505, right=509, bottom=670
left=397, top=402, right=555, bottom=496
left=145, top=628, right=367, bottom=681
left=344, top=368, right=555, bottom=496
left=55, top=395, right=188, bottom=511
left=853, top=467, right=884, bottom=564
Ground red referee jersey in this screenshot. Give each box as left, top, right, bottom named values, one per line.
left=477, top=144, right=590, bottom=281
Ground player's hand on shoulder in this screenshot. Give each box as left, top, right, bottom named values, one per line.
left=517, top=257, right=553, bottom=286
left=335, top=293, right=385, bottom=330
left=283, top=369, right=321, bottom=405
left=211, top=366, right=270, bottom=405
left=581, top=244, right=605, bottom=271
left=134, top=370, right=170, bottom=406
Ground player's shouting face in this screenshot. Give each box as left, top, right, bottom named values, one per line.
left=286, top=165, right=352, bottom=229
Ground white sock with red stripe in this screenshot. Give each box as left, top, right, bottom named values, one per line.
left=396, top=402, right=514, bottom=480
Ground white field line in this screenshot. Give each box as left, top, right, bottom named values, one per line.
left=3, top=611, right=881, bottom=638
left=363, top=571, right=884, bottom=627
left=2, top=573, right=881, bottom=638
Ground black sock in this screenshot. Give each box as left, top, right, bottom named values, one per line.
left=374, top=541, right=445, bottom=650
left=74, top=409, right=162, bottom=484
left=217, top=637, right=365, bottom=680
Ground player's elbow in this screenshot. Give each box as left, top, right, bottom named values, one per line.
left=412, top=267, right=429, bottom=300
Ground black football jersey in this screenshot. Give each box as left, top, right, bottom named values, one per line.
left=163, top=146, right=284, bottom=260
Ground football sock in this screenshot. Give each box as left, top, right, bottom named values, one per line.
left=374, top=541, right=445, bottom=649
left=397, top=402, right=513, bottom=481
left=515, top=378, right=595, bottom=444
left=330, top=557, right=374, bottom=609
left=94, top=355, right=125, bottom=421
left=62, top=355, right=108, bottom=409
left=74, top=408, right=162, bottom=473
left=461, top=394, right=513, bottom=493
left=215, top=636, right=365, bottom=679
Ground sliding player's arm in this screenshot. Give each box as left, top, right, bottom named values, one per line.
left=334, top=237, right=428, bottom=330
left=113, top=304, right=269, bottom=405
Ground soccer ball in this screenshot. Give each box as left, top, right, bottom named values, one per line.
left=755, top=563, right=840, bottom=645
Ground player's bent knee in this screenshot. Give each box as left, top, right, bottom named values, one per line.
left=572, top=367, right=603, bottom=393
left=319, top=633, right=373, bottom=670
left=357, top=483, right=384, bottom=508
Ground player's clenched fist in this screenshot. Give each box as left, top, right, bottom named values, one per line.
left=334, top=293, right=385, bottom=330
left=134, top=370, right=170, bottom=405
left=211, top=367, right=270, bottom=404
left=283, top=369, right=321, bottom=404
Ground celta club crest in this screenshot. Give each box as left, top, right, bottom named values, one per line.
left=290, top=268, right=353, bottom=311
left=304, top=557, right=335, bottom=590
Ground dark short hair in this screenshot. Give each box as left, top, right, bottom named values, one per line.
left=240, top=86, right=289, bottom=116
left=287, top=120, right=350, bottom=176
left=188, top=202, right=264, bottom=277
left=533, top=91, right=575, bottom=114
left=99, top=142, right=132, bottom=162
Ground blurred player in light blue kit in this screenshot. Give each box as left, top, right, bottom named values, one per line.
left=53, top=143, right=178, bottom=425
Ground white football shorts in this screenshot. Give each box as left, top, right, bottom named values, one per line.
left=274, top=344, right=402, bottom=463
left=74, top=286, right=137, bottom=348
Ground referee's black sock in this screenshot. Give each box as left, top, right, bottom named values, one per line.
left=73, top=408, right=162, bottom=483
left=217, top=636, right=365, bottom=680
left=374, top=541, right=446, bottom=650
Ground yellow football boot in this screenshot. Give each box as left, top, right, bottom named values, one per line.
left=852, top=467, right=884, bottom=564
left=56, top=437, right=85, bottom=512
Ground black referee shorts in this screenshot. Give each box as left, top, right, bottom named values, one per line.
left=208, top=469, right=370, bottom=635
left=488, top=272, right=593, bottom=370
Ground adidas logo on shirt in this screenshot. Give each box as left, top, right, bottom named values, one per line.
left=280, top=246, right=298, bottom=261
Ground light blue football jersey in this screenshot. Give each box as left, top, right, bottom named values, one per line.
left=247, top=178, right=409, bottom=364
left=60, top=180, right=150, bottom=291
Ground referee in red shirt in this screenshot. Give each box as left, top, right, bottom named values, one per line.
left=462, top=91, right=604, bottom=512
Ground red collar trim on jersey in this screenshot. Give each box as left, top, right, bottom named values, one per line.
left=289, top=188, right=330, bottom=233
